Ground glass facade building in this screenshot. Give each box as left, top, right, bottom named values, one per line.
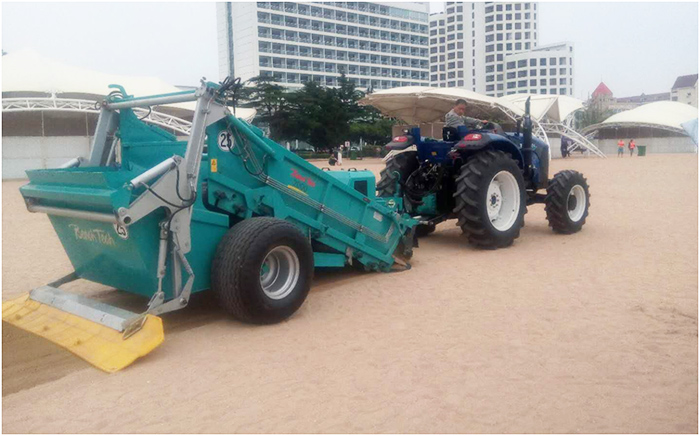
left=217, top=2, right=431, bottom=90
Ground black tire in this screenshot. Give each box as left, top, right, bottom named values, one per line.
left=453, top=150, right=527, bottom=248
left=211, top=217, right=313, bottom=324
left=376, top=151, right=418, bottom=197
left=545, top=170, right=590, bottom=234
left=414, top=223, right=436, bottom=237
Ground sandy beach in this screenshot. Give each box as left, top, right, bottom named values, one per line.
left=2, top=154, right=697, bottom=433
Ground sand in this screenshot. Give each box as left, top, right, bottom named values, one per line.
left=2, top=154, right=698, bottom=433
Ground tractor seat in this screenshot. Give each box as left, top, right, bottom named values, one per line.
left=442, top=127, right=459, bottom=141
left=442, top=126, right=469, bottom=142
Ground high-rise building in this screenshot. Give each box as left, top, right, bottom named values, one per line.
left=217, top=2, right=431, bottom=90
left=429, top=2, right=574, bottom=97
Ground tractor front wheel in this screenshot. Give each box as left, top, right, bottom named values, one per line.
left=211, top=217, right=313, bottom=324
left=453, top=150, right=527, bottom=248
left=545, top=170, right=590, bottom=234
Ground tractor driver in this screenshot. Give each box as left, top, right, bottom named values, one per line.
left=445, top=99, right=488, bottom=130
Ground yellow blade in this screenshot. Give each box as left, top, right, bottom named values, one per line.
left=2, top=294, right=164, bottom=373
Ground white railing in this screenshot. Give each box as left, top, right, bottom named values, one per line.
left=3, top=97, right=193, bottom=135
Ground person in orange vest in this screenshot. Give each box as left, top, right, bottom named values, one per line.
left=628, top=139, right=636, bottom=156
left=617, top=139, right=625, bottom=157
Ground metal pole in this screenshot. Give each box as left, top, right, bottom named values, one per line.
left=105, top=91, right=198, bottom=110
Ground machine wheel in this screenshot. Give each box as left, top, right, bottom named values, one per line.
left=211, top=217, right=313, bottom=324
left=414, top=223, right=436, bottom=237
left=376, top=151, right=418, bottom=197
left=545, top=170, right=590, bottom=234
left=453, top=150, right=527, bottom=248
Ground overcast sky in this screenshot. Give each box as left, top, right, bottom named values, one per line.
left=3, top=2, right=698, bottom=100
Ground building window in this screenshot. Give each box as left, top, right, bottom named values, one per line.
left=517, top=59, right=526, bottom=68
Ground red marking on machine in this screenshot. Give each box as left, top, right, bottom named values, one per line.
left=291, top=169, right=316, bottom=188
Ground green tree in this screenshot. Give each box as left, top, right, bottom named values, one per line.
left=240, top=76, right=289, bottom=138
left=575, top=104, right=613, bottom=130
left=241, top=74, right=398, bottom=152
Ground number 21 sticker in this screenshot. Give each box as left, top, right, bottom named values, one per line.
left=218, top=129, right=234, bottom=151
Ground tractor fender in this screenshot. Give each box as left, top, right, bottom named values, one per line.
left=489, top=139, right=525, bottom=169
left=383, top=145, right=417, bottom=162
left=456, top=133, right=524, bottom=168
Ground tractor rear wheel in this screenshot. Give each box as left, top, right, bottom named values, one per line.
left=376, top=151, right=418, bottom=197
left=211, top=217, right=313, bottom=324
left=453, top=150, right=527, bottom=248
left=545, top=170, right=590, bottom=234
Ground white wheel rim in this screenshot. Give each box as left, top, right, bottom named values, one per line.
left=486, top=170, right=520, bottom=231
left=260, top=246, right=300, bottom=300
left=567, top=185, right=586, bottom=222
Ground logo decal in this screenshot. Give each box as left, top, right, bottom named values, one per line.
left=291, top=169, right=316, bottom=187
left=218, top=129, right=234, bottom=152
left=69, top=224, right=116, bottom=246
left=113, top=224, right=129, bottom=240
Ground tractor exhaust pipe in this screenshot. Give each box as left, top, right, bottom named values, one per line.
left=522, top=97, right=533, bottom=177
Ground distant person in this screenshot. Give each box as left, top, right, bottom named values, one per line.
left=628, top=139, right=636, bottom=157
left=617, top=139, right=625, bottom=157
left=445, top=99, right=488, bottom=129
left=561, top=136, right=569, bottom=158
left=328, top=152, right=337, bottom=166
left=337, top=145, right=343, bottom=166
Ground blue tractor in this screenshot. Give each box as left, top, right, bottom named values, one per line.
left=378, top=99, right=591, bottom=248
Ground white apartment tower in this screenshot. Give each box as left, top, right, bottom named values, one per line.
left=217, top=2, right=431, bottom=90
left=429, top=2, right=574, bottom=97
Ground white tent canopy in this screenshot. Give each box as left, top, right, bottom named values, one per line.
left=592, top=101, right=698, bottom=132
left=2, top=50, right=255, bottom=121
left=496, top=94, right=583, bottom=123
left=361, top=86, right=584, bottom=125
left=361, top=86, right=605, bottom=157
left=360, top=86, right=506, bottom=125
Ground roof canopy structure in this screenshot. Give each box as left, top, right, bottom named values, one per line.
left=495, top=94, right=583, bottom=123
left=360, top=86, right=504, bottom=124
left=2, top=50, right=255, bottom=123
left=361, top=86, right=605, bottom=157
left=582, top=101, right=699, bottom=136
